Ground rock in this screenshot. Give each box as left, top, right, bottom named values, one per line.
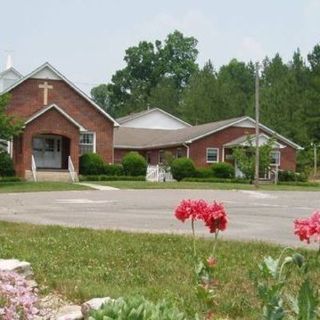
left=0, top=259, right=33, bottom=278
left=56, top=305, right=83, bottom=320
left=81, top=297, right=112, bottom=318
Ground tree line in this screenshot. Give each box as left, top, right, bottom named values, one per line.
left=91, top=30, right=320, bottom=149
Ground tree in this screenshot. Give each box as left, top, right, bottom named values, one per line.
left=0, top=94, right=22, bottom=141
left=233, top=136, right=274, bottom=181
left=90, top=84, right=111, bottom=112
left=180, top=60, right=221, bottom=124
left=91, top=30, right=198, bottom=117
left=147, top=78, right=180, bottom=114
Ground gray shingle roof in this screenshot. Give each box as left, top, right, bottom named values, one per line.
left=114, top=116, right=246, bottom=149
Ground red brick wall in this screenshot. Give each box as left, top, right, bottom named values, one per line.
left=189, top=126, right=296, bottom=170
left=19, top=108, right=80, bottom=173
left=6, top=78, right=114, bottom=176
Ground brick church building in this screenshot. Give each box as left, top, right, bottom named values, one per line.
left=1, top=62, right=301, bottom=181
left=1, top=62, right=118, bottom=181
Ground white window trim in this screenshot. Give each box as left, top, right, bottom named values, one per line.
left=271, top=150, right=281, bottom=166
left=206, top=147, right=219, bottom=163
left=80, top=132, right=96, bottom=153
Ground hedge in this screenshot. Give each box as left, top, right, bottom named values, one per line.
left=171, top=158, right=196, bottom=181
left=80, top=175, right=146, bottom=182
left=0, top=176, right=22, bottom=183
left=182, top=177, right=250, bottom=184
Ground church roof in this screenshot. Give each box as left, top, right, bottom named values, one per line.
left=2, top=62, right=119, bottom=126
left=114, top=116, right=302, bottom=149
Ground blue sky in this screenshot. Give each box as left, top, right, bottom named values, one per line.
left=1, top=0, right=319, bottom=93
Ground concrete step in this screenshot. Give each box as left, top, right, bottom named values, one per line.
left=25, top=170, right=77, bottom=182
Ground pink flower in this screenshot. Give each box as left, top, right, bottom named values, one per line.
left=294, top=210, right=320, bottom=243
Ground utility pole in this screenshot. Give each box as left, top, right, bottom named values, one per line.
left=254, top=62, right=260, bottom=188
left=314, top=143, right=317, bottom=178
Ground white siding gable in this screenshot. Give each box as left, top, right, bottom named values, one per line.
left=30, top=66, right=61, bottom=80
left=233, top=118, right=255, bottom=128
left=0, top=69, right=22, bottom=92
left=121, top=109, right=190, bottom=129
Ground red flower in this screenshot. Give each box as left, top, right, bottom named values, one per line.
left=202, top=202, right=228, bottom=233
left=175, top=199, right=228, bottom=234
left=174, top=199, right=208, bottom=222
left=294, top=210, right=320, bottom=243
left=207, top=256, right=217, bottom=267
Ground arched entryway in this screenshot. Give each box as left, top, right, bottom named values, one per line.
left=32, top=134, right=70, bottom=169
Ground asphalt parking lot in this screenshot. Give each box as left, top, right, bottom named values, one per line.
left=0, top=188, right=319, bottom=247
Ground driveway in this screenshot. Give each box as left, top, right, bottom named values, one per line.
left=0, top=188, right=319, bottom=247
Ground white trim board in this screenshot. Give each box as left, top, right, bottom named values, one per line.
left=3, top=62, right=119, bottom=126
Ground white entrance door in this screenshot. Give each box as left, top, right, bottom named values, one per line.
left=32, top=136, right=62, bottom=168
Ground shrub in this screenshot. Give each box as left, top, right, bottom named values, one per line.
left=171, top=157, right=196, bottom=181
left=89, top=296, right=187, bottom=320
left=122, top=152, right=147, bottom=176
left=79, top=153, right=105, bottom=175
left=182, top=177, right=250, bottom=184
left=211, top=162, right=235, bottom=179
left=103, top=164, right=124, bottom=176
left=79, top=175, right=145, bottom=182
left=0, top=176, right=21, bottom=182
left=0, top=151, right=15, bottom=177
left=278, top=170, right=307, bottom=182
left=196, top=167, right=214, bottom=178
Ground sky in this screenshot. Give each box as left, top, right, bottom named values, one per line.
left=1, top=0, right=320, bottom=94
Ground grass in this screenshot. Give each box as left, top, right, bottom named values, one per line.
left=0, top=181, right=91, bottom=193
left=89, top=180, right=320, bottom=191
left=0, top=222, right=318, bottom=319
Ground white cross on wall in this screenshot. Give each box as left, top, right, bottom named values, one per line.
left=39, top=81, right=53, bottom=105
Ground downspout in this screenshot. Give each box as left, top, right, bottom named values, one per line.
left=182, top=143, right=190, bottom=158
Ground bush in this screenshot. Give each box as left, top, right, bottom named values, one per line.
left=103, top=164, right=124, bottom=176
left=0, top=176, right=21, bottom=182
left=79, top=175, right=145, bottom=182
left=278, top=170, right=307, bottom=182
left=182, top=177, right=250, bottom=184
left=0, top=152, right=15, bottom=177
left=122, top=152, right=147, bottom=176
left=89, top=296, right=187, bottom=320
left=79, top=153, right=105, bottom=175
left=171, top=157, right=196, bottom=181
left=195, top=167, right=214, bottom=178
left=211, top=162, right=235, bottom=179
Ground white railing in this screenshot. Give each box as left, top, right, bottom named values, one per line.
left=68, top=156, right=78, bottom=183
left=31, top=154, right=37, bottom=182
left=146, top=165, right=174, bottom=182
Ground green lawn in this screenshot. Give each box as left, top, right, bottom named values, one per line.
left=89, top=180, right=320, bottom=191
left=0, top=181, right=91, bottom=193
left=0, top=222, right=317, bottom=319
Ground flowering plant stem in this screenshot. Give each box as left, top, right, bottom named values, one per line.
left=191, top=219, right=197, bottom=257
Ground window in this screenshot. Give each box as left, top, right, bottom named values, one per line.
left=80, top=132, right=95, bottom=155
left=206, top=148, right=219, bottom=163
left=271, top=151, right=280, bottom=165
left=176, top=148, right=183, bottom=158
